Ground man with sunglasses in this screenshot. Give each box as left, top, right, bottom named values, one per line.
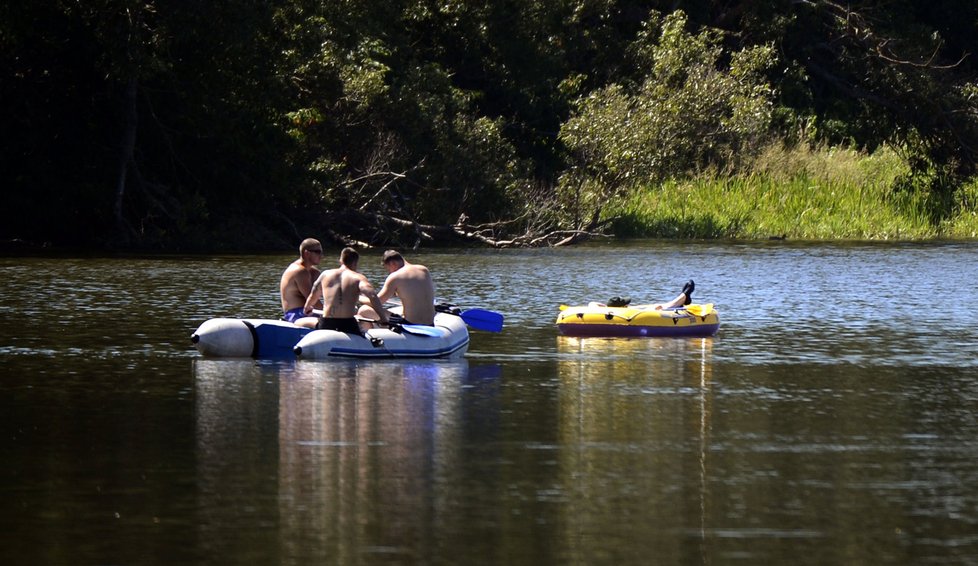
left=280, top=238, right=323, bottom=327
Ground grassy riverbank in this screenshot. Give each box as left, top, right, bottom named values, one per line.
left=608, top=145, right=978, bottom=240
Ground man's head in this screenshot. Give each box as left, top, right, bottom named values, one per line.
left=340, top=247, right=360, bottom=269
left=300, top=238, right=323, bottom=264
left=382, top=249, right=405, bottom=273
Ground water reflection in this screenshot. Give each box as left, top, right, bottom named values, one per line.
left=278, top=360, right=470, bottom=561
left=193, top=358, right=500, bottom=561
left=555, top=337, right=717, bottom=564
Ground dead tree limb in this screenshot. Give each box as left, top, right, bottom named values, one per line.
left=322, top=208, right=615, bottom=249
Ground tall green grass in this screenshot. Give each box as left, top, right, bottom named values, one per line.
left=608, top=145, right=978, bottom=239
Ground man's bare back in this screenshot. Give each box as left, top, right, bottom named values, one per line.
left=303, top=247, right=387, bottom=328
left=312, top=267, right=368, bottom=318
left=377, top=251, right=436, bottom=325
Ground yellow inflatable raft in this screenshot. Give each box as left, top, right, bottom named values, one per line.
left=556, top=303, right=720, bottom=337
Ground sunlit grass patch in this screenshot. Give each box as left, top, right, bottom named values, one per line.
left=607, top=144, right=978, bottom=240
left=942, top=177, right=978, bottom=238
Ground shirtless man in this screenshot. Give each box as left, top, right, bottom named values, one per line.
left=374, top=250, right=436, bottom=326
left=303, top=247, right=388, bottom=334
left=280, top=238, right=323, bottom=327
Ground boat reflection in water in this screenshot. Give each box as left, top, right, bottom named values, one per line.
left=193, top=358, right=500, bottom=562
left=555, top=335, right=715, bottom=563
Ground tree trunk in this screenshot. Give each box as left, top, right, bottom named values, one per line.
left=114, top=77, right=138, bottom=241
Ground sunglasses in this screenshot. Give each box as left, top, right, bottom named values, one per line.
left=306, top=249, right=323, bottom=254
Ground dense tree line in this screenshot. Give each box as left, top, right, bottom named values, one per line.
left=2, top=1, right=976, bottom=250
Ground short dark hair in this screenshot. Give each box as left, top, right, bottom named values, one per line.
left=382, top=250, right=404, bottom=265
left=340, top=247, right=359, bottom=268
left=299, top=238, right=321, bottom=254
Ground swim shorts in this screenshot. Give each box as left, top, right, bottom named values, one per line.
left=316, top=317, right=362, bottom=335
left=387, top=313, right=431, bottom=327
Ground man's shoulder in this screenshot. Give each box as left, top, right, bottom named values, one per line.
left=282, top=261, right=303, bottom=277
left=350, top=270, right=372, bottom=284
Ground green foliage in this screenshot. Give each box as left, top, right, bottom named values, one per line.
left=758, top=0, right=978, bottom=189
left=946, top=177, right=978, bottom=238
left=274, top=0, right=554, bottom=228
left=609, top=144, right=978, bottom=239
left=3, top=1, right=978, bottom=249
left=557, top=10, right=776, bottom=226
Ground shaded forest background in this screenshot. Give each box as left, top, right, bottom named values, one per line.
left=3, top=0, right=977, bottom=250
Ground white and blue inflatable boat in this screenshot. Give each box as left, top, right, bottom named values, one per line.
left=190, top=305, right=503, bottom=360
left=192, top=304, right=502, bottom=360
left=192, top=311, right=472, bottom=360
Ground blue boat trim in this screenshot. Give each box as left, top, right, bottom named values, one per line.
left=326, top=336, right=470, bottom=358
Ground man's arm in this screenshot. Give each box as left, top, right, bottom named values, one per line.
left=303, top=275, right=324, bottom=315
left=376, top=274, right=398, bottom=304
left=359, top=279, right=389, bottom=324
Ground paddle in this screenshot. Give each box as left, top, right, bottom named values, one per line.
left=396, top=324, right=444, bottom=337
left=354, top=316, right=444, bottom=337
left=387, top=297, right=504, bottom=332
left=458, top=308, right=504, bottom=333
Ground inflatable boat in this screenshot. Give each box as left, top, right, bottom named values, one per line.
left=293, top=312, right=468, bottom=359
left=556, top=303, right=719, bottom=337
left=192, top=311, right=472, bottom=359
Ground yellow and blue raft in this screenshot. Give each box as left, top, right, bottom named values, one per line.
left=556, top=303, right=720, bottom=337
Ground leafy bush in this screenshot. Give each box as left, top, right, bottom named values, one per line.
left=557, top=10, right=776, bottom=227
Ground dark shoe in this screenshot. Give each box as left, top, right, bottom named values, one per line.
left=681, top=280, right=694, bottom=305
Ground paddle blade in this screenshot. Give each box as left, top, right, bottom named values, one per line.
left=400, top=324, right=444, bottom=337
left=460, top=309, right=504, bottom=332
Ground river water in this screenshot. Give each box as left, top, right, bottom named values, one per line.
left=2, top=241, right=977, bottom=565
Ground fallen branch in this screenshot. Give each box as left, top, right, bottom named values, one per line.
left=321, top=208, right=615, bottom=248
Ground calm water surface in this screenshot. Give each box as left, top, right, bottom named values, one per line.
left=2, top=241, right=978, bottom=565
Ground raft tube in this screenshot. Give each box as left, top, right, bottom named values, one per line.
left=556, top=303, right=720, bottom=338
left=191, top=318, right=313, bottom=358
left=293, top=312, right=468, bottom=359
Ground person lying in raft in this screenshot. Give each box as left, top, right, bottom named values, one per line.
left=593, top=280, right=695, bottom=309
left=303, top=247, right=389, bottom=335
